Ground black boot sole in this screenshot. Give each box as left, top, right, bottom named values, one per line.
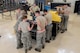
left=29, top=47, right=32, bottom=50
left=35, top=48, right=41, bottom=52
left=46, top=40, right=50, bottom=43
left=25, top=49, right=27, bottom=53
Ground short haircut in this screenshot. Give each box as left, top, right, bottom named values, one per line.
left=22, top=15, right=27, bottom=20
left=17, top=7, right=21, bottom=10
left=21, top=10, right=26, bottom=15
left=34, top=3, right=37, bottom=5
left=35, top=11, right=40, bottom=14
left=43, top=9, right=48, bottom=12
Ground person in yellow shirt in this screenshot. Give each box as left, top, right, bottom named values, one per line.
left=49, top=10, right=61, bottom=40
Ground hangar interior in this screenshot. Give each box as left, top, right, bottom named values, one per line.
left=0, top=0, right=80, bottom=53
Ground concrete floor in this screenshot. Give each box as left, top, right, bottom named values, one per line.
left=0, top=12, right=80, bottom=53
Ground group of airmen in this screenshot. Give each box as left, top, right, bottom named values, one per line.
left=14, top=3, right=70, bottom=53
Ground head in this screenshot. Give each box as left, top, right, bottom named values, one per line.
left=35, top=11, right=40, bottom=17
left=17, top=8, right=21, bottom=12
left=21, top=10, right=26, bottom=15
left=33, top=3, right=36, bottom=7
left=22, top=15, right=27, bottom=21
left=63, top=5, right=68, bottom=8
left=43, top=9, right=48, bottom=15
left=57, top=5, right=63, bottom=9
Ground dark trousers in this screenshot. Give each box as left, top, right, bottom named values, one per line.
left=52, top=22, right=58, bottom=38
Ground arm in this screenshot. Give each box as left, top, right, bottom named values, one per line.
left=45, top=18, right=48, bottom=26
left=37, top=6, right=40, bottom=11
left=29, top=7, right=32, bottom=11
left=45, top=16, right=48, bottom=25
left=18, top=26, right=21, bottom=31
left=28, top=23, right=34, bottom=31
left=29, top=6, right=33, bottom=12
left=18, top=23, right=22, bottom=31
left=36, top=19, right=42, bottom=28
left=16, top=13, right=18, bottom=20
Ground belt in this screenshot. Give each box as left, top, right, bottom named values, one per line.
left=37, top=29, right=45, bottom=31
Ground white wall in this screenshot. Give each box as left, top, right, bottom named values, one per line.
left=27, top=0, right=35, bottom=5
left=53, top=0, right=77, bottom=12
left=67, top=0, right=76, bottom=12
left=15, top=0, right=35, bottom=4
left=53, top=0, right=64, bottom=2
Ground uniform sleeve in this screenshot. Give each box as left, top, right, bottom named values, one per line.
left=16, top=13, right=18, bottom=19
left=27, top=22, right=30, bottom=26
left=44, top=17, right=47, bottom=25
left=18, top=22, right=22, bottom=31
left=18, top=22, right=21, bottom=28
left=45, top=15, right=48, bottom=22
left=37, top=6, right=40, bottom=11
left=30, top=6, right=33, bottom=10
left=35, top=17, right=40, bottom=24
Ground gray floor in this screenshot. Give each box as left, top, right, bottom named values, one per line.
left=0, top=12, right=80, bottom=53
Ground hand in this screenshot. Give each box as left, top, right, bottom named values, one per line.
left=37, top=30, right=43, bottom=33
left=34, top=21, right=37, bottom=24
left=31, top=21, right=34, bottom=24
left=37, top=29, right=45, bottom=33
left=30, top=10, right=33, bottom=13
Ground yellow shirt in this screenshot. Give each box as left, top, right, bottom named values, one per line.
left=49, top=10, right=61, bottom=23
